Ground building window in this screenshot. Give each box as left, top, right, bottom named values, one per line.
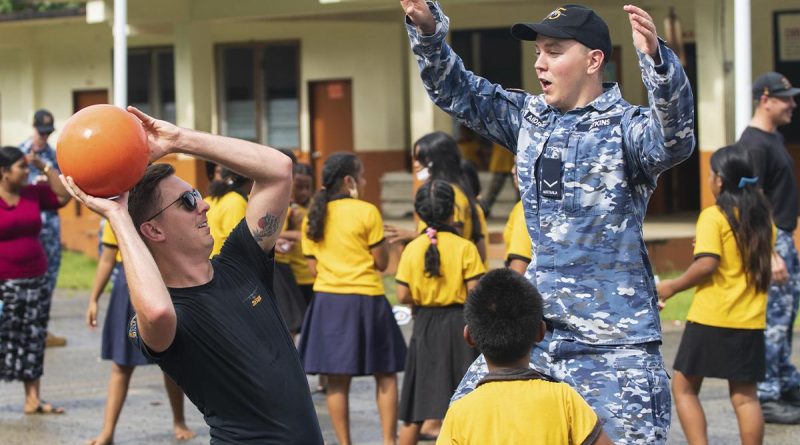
left=127, top=47, right=175, bottom=123
left=217, top=42, right=300, bottom=149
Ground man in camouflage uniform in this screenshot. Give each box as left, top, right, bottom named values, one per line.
left=401, top=2, right=695, bottom=443
left=20, top=109, right=66, bottom=347
left=739, top=72, right=800, bottom=424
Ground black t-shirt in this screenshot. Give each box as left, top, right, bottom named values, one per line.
left=129, top=220, right=323, bottom=444
left=739, top=126, right=799, bottom=232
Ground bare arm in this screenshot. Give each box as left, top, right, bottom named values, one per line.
left=508, top=258, right=530, bottom=275
left=657, top=256, right=719, bottom=302
left=371, top=241, right=389, bottom=272
left=466, top=278, right=479, bottom=291
left=86, top=246, right=118, bottom=328
left=771, top=252, right=789, bottom=285
left=61, top=178, right=177, bottom=353
left=396, top=282, right=413, bottom=305
left=128, top=106, right=292, bottom=253
left=593, top=431, right=615, bottom=445
left=306, top=258, right=318, bottom=278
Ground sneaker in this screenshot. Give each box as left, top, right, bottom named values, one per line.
left=781, top=387, right=800, bottom=407
left=761, top=400, right=800, bottom=424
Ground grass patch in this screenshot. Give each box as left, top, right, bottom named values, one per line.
left=56, top=250, right=99, bottom=291
left=383, top=275, right=398, bottom=306
left=656, top=271, right=694, bottom=321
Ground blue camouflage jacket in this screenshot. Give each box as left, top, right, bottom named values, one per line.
left=407, top=4, right=695, bottom=345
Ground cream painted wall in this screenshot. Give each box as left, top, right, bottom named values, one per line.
left=209, top=19, right=407, bottom=153
left=0, top=21, right=115, bottom=146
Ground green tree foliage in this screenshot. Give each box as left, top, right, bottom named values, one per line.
left=0, top=1, right=82, bottom=15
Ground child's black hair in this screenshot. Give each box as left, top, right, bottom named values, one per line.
left=207, top=168, right=249, bottom=199
left=710, top=144, right=773, bottom=292
left=293, top=162, right=314, bottom=183
left=306, top=152, right=361, bottom=242
left=414, top=180, right=456, bottom=278
left=414, top=132, right=483, bottom=244
left=465, top=269, right=543, bottom=366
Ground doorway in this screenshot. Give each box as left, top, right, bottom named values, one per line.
left=308, top=79, right=354, bottom=186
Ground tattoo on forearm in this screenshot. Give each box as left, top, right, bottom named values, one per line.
left=252, top=213, right=280, bottom=242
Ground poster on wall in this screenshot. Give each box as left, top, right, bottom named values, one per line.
left=778, top=11, right=800, bottom=62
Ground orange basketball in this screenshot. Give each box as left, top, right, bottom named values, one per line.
left=56, top=104, right=149, bottom=197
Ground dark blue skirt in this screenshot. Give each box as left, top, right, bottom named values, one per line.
left=101, top=265, right=152, bottom=367
left=298, top=292, right=407, bottom=376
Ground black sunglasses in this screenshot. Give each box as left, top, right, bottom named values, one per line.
left=145, top=189, right=201, bottom=221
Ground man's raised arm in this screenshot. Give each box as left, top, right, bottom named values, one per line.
left=127, top=107, right=292, bottom=253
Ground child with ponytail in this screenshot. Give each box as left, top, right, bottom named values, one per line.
left=395, top=180, right=485, bottom=445
left=298, top=152, right=407, bottom=445
left=658, top=144, right=776, bottom=445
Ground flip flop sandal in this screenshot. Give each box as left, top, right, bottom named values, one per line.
left=25, top=401, right=65, bottom=415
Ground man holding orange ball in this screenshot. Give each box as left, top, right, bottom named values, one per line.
left=60, top=107, right=323, bottom=444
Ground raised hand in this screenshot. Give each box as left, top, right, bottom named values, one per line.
left=624, top=5, right=659, bottom=60
left=400, top=0, right=436, bottom=35
left=127, top=106, right=180, bottom=162
left=60, top=175, right=128, bottom=218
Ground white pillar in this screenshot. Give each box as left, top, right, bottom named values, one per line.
left=113, top=0, right=127, bottom=108
left=734, top=0, right=751, bottom=137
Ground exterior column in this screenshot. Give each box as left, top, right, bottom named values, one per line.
left=695, top=0, right=736, bottom=209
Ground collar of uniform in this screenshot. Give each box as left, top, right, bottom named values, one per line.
left=545, top=82, right=620, bottom=114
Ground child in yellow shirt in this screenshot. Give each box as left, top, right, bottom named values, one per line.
left=437, top=268, right=612, bottom=445
left=395, top=180, right=485, bottom=444
left=658, top=144, right=775, bottom=444
left=298, top=152, right=406, bottom=445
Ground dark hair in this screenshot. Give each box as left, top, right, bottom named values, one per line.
left=710, top=144, right=773, bottom=292
left=306, top=152, right=361, bottom=242
left=278, top=148, right=298, bottom=165
left=208, top=168, right=249, bottom=199
left=0, top=146, right=24, bottom=169
left=128, top=163, right=175, bottom=235
left=465, top=269, right=543, bottom=366
left=293, top=162, right=314, bottom=181
left=460, top=159, right=481, bottom=197
left=414, top=132, right=482, bottom=243
left=415, top=180, right=456, bottom=277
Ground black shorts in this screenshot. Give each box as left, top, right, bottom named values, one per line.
left=673, top=321, right=765, bottom=382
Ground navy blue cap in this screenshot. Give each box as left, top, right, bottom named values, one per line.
left=33, top=109, right=55, bottom=134
left=752, top=72, right=800, bottom=99
left=511, top=5, right=612, bottom=62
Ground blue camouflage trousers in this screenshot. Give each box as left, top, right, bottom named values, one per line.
left=38, top=214, right=61, bottom=296
left=758, top=229, right=800, bottom=401
left=453, top=330, right=671, bottom=444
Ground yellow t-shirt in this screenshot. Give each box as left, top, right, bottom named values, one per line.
left=204, top=191, right=248, bottom=257
left=100, top=222, right=122, bottom=263
left=301, top=198, right=385, bottom=296
left=275, top=211, right=292, bottom=265
left=503, top=201, right=531, bottom=264
left=488, top=143, right=514, bottom=173
left=395, top=231, right=485, bottom=307
left=458, top=140, right=482, bottom=168
left=437, top=379, right=601, bottom=445
left=287, top=204, right=314, bottom=286
left=688, top=205, right=776, bottom=329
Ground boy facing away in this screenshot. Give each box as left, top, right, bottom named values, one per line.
left=437, top=269, right=613, bottom=445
